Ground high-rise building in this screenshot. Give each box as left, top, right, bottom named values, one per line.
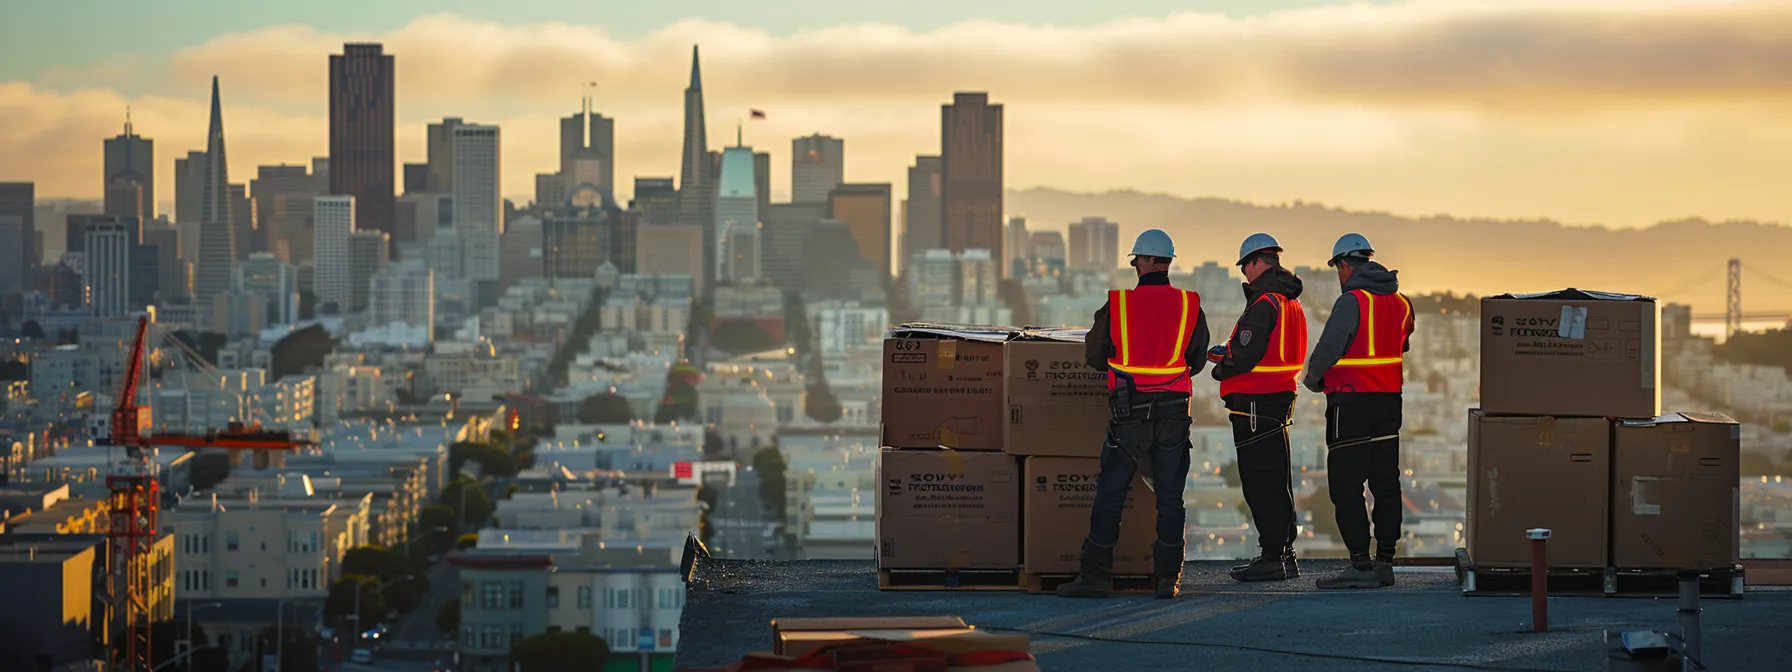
left=250, top=164, right=322, bottom=265
left=1029, top=230, right=1066, bottom=277
left=762, top=202, right=825, bottom=293
left=349, top=230, right=389, bottom=312
left=402, top=163, right=429, bottom=195
left=370, top=260, right=435, bottom=341
left=1005, top=217, right=1030, bottom=276
left=803, top=219, right=882, bottom=303
left=675, top=46, right=714, bottom=299
left=84, top=220, right=133, bottom=317
left=560, top=97, right=615, bottom=197
left=104, top=113, right=154, bottom=219
left=940, top=93, right=1003, bottom=270
left=1067, top=217, right=1120, bottom=271
left=233, top=253, right=299, bottom=326
left=451, top=124, right=501, bottom=283
left=634, top=225, right=703, bottom=279
left=193, top=77, right=237, bottom=306
left=313, top=195, right=354, bottom=312
left=631, top=178, right=677, bottom=226
left=329, top=43, right=396, bottom=243
left=715, top=146, right=759, bottom=285
left=499, top=216, right=541, bottom=290
left=753, top=150, right=771, bottom=226
left=174, top=151, right=207, bottom=226
left=0, top=182, right=33, bottom=295
left=229, top=183, right=255, bottom=259
left=544, top=205, right=636, bottom=280
left=142, top=219, right=184, bottom=301
left=425, top=118, right=464, bottom=194
left=792, top=134, right=845, bottom=204
left=827, top=183, right=892, bottom=280
left=902, top=156, right=942, bottom=277
left=534, top=174, right=566, bottom=210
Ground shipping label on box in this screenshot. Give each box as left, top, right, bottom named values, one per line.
left=1004, top=341, right=1110, bottom=457
left=1466, top=410, right=1611, bottom=568
left=1611, top=412, right=1741, bottom=570
left=1480, top=293, right=1659, bottom=418
left=1023, top=456, right=1155, bottom=574
left=876, top=448, right=1020, bottom=569
left=882, top=338, right=1007, bottom=450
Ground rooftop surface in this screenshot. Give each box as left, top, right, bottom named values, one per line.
left=677, top=559, right=1792, bottom=671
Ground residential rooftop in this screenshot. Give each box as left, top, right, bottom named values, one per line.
left=676, top=559, right=1792, bottom=671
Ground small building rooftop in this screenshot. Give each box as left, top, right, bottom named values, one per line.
left=676, top=559, right=1792, bottom=671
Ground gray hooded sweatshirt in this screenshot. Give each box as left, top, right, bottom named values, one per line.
left=1302, top=260, right=1410, bottom=396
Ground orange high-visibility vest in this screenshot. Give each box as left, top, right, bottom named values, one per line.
left=1106, top=286, right=1202, bottom=394
left=1322, top=290, right=1414, bottom=394
left=1219, top=293, right=1308, bottom=397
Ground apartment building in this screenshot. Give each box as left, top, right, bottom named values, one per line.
left=163, top=483, right=370, bottom=602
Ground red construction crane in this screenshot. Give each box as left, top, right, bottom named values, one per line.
left=105, top=315, right=315, bottom=671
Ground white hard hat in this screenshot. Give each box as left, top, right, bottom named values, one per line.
left=1329, top=233, right=1374, bottom=267
left=1236, top=233, right=1282, bottom=266
left=1130, top=229, right=1176, bottom=259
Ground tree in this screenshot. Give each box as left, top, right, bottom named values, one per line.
left=341, top=545, right=406, bottom=580
left=702, top=430, right=726, bottom=458
left=251, top=626, right=316, bottom=672
left=1742, top=449, right=1780, bottom=477
left=512, top=631, right=611, bottom=672
left=451, top=441, right=519, bottom=478
left=140, top=620, right=222, bottom=672
left=419, top=505, right=460, bottom=538
left=436, top=597, right=461, bottom=634
left=711, top=319, right=781, bottom=356
left=752, top=446, right=788, bottom=518
left=696, top=484, right=719, bottom=545
left=804, top=380, right=843, bottom=424
left=326, top=575, right=389, bottom=631
left=19, top=319, right=44, bottom=340
left=654, top=365, right=702, bottom=424
left=457, top=533, right=479, bottom=550
left=577, top=393, right=636, bottom=424
left=442, top=477, right=495, bottom=528
left=384, top=573, right=429, bottom=614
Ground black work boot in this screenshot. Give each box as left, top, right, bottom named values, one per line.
left=1230, top=549, right=1298, bottom=582
left=1153, top=541, right=1185, bottom=599
left=1056, top=540, right=1114, bottom=598
left=1317, top=556, right=1382, bottom=590
left=1374, top=555, right=1396, bottom=587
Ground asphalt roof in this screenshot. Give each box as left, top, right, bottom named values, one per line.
left=675, top=559, right=1792, bottom=671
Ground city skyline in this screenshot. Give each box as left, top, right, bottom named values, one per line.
left=8, top=2, right=1792, bottom=230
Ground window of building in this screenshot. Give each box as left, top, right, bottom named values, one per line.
left=578, top=586, right=591, bottom=608
left=225, top=570, right=238, bottom=588
left=659, top=629, right=673, bottom=647
left=463, top=625, right=475, bottom=649
left=510, top=580, right=525, bottom=609
left=225, top=532, right=238, bottom=551
left=462, top=581, right=474, bottom=607
left=480, top=625, right=505, bottom=649
left=546, top=585, right=559, bottom=608
left=480, top=581, right=503, bottom=609
left=604, top=588, right=613, bottom=609
left=509, top=623, right=524, bottom=647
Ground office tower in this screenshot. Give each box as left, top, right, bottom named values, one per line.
left=827, top=183, right=893, bottom=280
left=675, top=46, right=713, bottom=298
left=142, top=219, right=183, bottom=301
left=634, top=224, right=703, bottom=278
left=753, top=150, right=771, bottom=226
left=105, top=177, right=145, bottom=221
left=724, top=222, right=761, bottom=285
left=902, top=156, right=942, bottom=277
left=560, top=97, right=615, bottom=196
left=105, top=112, right=155, bottom=219
left=251, top=164, right=321, bottom=264
left=940, top=93, right=1004, bottom=270
left=233, top=252, right=299, bottom=326
left=398, top=193, right=451, bottom=244
left=313, top=195, right=354, bottom=312
left=792, top=134, right=845, bottom=204
left=229, top=183, right=255, bottom=259
left=762, top=202, right=825, bottom=293
left=1029, top=230, right=1066, bottom=277
left=631, top=178, right=676, bottom=226
left=803, top=220, right=881, bottom=303
left=349, top=230, right=389, bottom=312
left=193, top=77, right=236, bottom=305
left=370, top=260, right=435, bottom=341
left=1006, top=217, right=1030, bottom=276
left=425, top=118, right=463, bottom=193
left=403, top=163, right=429, bottom=195
left=85, top=220, right=133, bottom=317
left=499, top=216, right=541, bottom=290
left=1068, top=217, right=1120, bottom=271
left=544, top=205, right=636, bottom=280
left=0, top=182, right=34, bottom=295
left=174, top=151, right=207, bottom=226
left=715, top=146, right=759, bottom=285
left=329, top=43, right=396, bottom=242
left=451, top=124, right=501, bottom=282
left=535, top=174, right=566, bottom=209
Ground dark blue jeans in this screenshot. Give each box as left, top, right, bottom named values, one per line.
left=1086, top=412, right=1193, bottom=549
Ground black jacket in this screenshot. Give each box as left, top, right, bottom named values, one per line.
left=1211, top=266, right=1305, bottom=382
left=1084, top=272, right=1212, bottom=388
left=1303, top=260, right=1412, bottom=398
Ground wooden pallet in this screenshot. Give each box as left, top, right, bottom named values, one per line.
left=877, top=568, right=1025, bottom=591
left=1025, top=573, right=1154, bottom=595
left=1454, top=548, right=1745, bottom=598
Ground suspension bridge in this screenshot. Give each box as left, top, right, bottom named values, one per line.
left=1664, top=259, right=1792, bottom=336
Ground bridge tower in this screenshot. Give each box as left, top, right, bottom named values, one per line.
left=1726, top=258, right=1742, bottom=341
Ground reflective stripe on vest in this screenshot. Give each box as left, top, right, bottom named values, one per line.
left=1323, top=290, right=1412, bottom=394
left=1107, top=287, right=1201, bottom=393
left=1219, top=293, right=1309, bottom=397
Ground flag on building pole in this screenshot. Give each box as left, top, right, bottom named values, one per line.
left=749, top=109, right=766, bottom=119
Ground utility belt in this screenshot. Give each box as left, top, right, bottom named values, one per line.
left=1327, top=434, right=1398, bottom=450
left=1227, top=400, right=1293, bottom=450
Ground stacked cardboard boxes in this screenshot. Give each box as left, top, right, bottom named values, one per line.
left=1468, top=291, right=1740, bottom=572
left=877, top=327, right=1156, bottom=587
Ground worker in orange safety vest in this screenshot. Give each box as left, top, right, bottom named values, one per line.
left=1304, top=233, right=1414, bottom=590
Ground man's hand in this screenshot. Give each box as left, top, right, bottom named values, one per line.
left=1206, top=345, right=1228, bottom=364
left=1304, top=375, right=1324, bottom=394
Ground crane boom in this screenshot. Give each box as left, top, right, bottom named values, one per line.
left=111, top=315, right=150, bottom=455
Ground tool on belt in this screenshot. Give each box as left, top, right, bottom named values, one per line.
left=1108, top=370, right=1177, bottom=493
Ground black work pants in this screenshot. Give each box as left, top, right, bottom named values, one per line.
left=1224, top=393, right=1296, bottom=555
left=1086, top=403, right=1193, bottom=549
left=1325, top=393, right=1404, bottom=560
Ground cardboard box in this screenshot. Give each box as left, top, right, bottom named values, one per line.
left=777, top=628, right=1030, bottom=659
left=1611, top=413, right=1741, bottom=569
left=883, top=338, right=1007, bottom=450
left=877, top=449, right=1021, bottom=569
left=1480, top=291, right=1659, bottom=418
left=1003, top=341, right=1109, bottom=457
left=1023, top=456, right=1155, bottom=575
left=1466, top=411, right=1611, bottom=568
left=773, top=617, right=967, bottom=655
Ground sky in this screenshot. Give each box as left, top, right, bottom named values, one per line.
left=5, top=0, right=1792, bottom=229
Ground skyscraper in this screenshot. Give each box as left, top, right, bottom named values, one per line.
left=902, top=156, right=942, bottom=277
left=1067, top=216, right=1120, bottom=271
left=233, top=253, right=299, bottom=326
left=349, top=230, right=389, bottom=312
left=451, top=123, right=501, bottom=283
left=104, top=112, right=154, bottom=219
left=251, top=164, right=321, bottom=265
left=675, top=46, right=714, bottom=299
left=560, top=97, right=615, bottom=197
left=792, top=134, right=844, bottom=204
left=194, top=77, right=236, bottom=305
left=229, top=183, right=255, bottom=259
left=313, top=195, right=354, bottom=312
left=0, top=182, right=34, bottom=295
left=425, top=118, right=464, bottom=193
left=761, top=202, right=825, bottom=293
left=85, top=220, right=133, bottom=317
left=1005, top=217, right=1030, bottom=277
left=827, top=183, right=893, bottom=280
left=631, top=178, right=677, bottom=226
left=142, top=219, right=184, bottom=301
left=174, top=151, right=207, bottom=226
left=715, top=145, right=759, bottom=285
left=940, top=93, right=1004, bottom=269
left=329, top=43, right=396, bottom=244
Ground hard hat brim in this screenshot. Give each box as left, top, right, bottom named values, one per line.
left=1236, top=246, right=1283, bottom=266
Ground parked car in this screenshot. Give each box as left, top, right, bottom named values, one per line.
left=351, top=649, right=374, bottom=664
